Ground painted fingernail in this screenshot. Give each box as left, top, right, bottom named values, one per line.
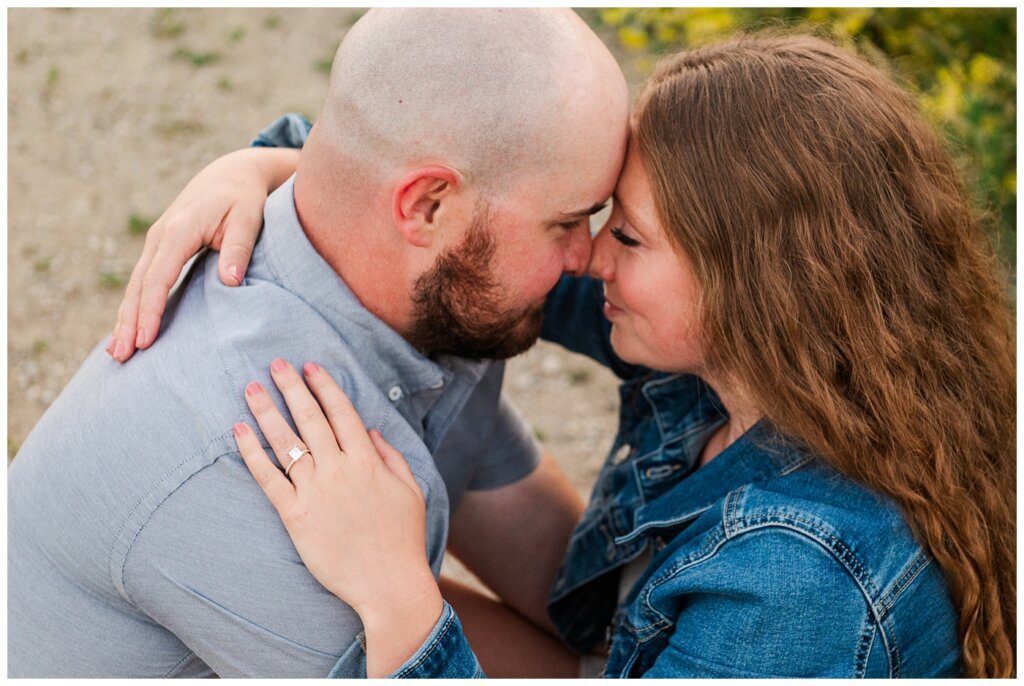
left=271, top=358, right=288, bottom=373
left=245, top=381, right=264, bottom=397
left=233, top=422, right=249, bottom=437
left=303, top=362, right=319, bottom=376
left=226, top=265, right=240, bottom=286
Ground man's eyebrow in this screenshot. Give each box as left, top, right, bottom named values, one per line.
left=554, top=202, right=607, bottom=221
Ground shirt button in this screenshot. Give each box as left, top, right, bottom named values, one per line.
left=388, top=386, right=403, bottom=402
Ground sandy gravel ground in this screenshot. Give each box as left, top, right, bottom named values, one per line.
left=8, top=8, right=646, bottom=589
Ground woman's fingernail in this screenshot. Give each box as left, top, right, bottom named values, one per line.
left=271, top=358, right=288, bottom=373
left=113, top=339, right=127, bottom=360
left=233, top=422, right=249, bottom=437
left=303, top=362, right=319, bottom=376
left=136, top=329, right=147, bottom=348
left=245, top=381, right=264, bottom=397
left=226, top=265, right=240, bottom=286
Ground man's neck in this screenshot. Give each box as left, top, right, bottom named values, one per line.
left=293, top=173, right=415, bottom=338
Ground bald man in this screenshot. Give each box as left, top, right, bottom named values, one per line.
left=8, top=9, right=628, bottom=678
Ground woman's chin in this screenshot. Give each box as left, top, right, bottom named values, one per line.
left=609, top=326, right=644, bottom=367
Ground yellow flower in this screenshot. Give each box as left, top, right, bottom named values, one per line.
left=619, top=25, right=649, bottom=51
left=968, top=54, right=1002, bottom=87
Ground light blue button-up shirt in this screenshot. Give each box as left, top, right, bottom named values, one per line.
left=8, top=176, right=539, bottom=677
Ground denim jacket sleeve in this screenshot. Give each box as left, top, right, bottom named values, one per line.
left=327, top=601, right=486, bottom=679
left=250, top=113, right=312, bottom=149
left=541, top=275, right=647, bottom=380
left=640, top=527, right=875, bottom=678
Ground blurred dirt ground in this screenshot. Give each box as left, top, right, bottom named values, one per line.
left=7, top=8, right=643, bottom=587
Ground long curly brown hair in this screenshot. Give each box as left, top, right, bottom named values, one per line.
left=633, top=34, right=1015, bottom=677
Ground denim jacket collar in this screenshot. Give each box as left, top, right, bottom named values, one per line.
left=618, top=420, right=812, bottom=545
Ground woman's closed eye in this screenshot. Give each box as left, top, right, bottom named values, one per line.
left=610, top=227, right=640, bottom=247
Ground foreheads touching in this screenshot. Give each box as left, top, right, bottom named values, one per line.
left=309, top=8, right=628, bottom=207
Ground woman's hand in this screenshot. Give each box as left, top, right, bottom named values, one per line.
left=107, top=147, right=298, bottom=363
left=233, top=358, right=443, bottom=677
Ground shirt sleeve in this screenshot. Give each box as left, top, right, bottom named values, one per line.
left=250, top=113, right=312, bottom=149
left=466, top=392, right=541, bottom=491
left=541, top=275, right=647, bottom=380
left=640, top=527, right=874, bottom=678
left=120, top=451, right=391, bottom=677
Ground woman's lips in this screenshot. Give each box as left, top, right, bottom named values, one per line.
left=603, top=296, right=625, bottom=319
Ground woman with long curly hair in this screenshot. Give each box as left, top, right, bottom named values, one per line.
left=110, top=33, right=1014, bottom=677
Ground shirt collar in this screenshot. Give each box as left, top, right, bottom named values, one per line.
left=255, top=175, right=487, bottom=401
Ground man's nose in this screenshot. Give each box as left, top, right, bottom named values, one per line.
left=587, top=224, right=614, bottom=281
left=563, top=227, right=593, bottom=277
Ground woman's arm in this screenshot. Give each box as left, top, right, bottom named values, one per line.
left=108, top=147, right=298, bottom=362
left=233, top=358, right=481, bottom=678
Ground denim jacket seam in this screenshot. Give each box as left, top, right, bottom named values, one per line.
left=632, top=527, right=730, bottom=638
left=878, top=552, right=932, bottom=612
left=853, top=617, right=877, bottom=677
left=392, top=607, right=458, bottom=677
left=728, top=511, right=882, bottom=600
left=727, top=518, right=902, bottom=675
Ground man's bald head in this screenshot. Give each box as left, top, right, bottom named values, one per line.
left=308, top=8, right=625, bottom=194
left=294, top=9, right=629, bottom=351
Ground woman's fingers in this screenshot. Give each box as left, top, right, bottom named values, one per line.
left=243, top=380, right=316, bottom=483
left=233, top=421, right=296, bottom=512
left=267, top=358, right=342, bottom=460
left=134, top=218, right=211, bottom=351
left=369, top=429, right=424, bottom=505
left=216, top=205, right=261, bottom=287
left=301, top=362, right=376, bottom=456
left=109, top=226, right=162, bottom=362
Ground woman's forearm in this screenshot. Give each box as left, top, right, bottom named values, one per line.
left=243, top=146, right=300, bottom=193
left=358, top=570, right=445, bottom=678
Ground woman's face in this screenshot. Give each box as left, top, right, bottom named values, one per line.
left=588, top=143, right=705, bottom=374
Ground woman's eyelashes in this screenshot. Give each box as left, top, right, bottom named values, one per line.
left=558, top=218, right=586, bottom=231
left=610, top=227, right=641, bottom=247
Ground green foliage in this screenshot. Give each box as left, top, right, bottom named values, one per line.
left=595, top=8, right=1016, bottom=269
left=46, top=65, right=59, bottom=87
left=263, top=15, right=280, bottom=30
left=155, top=119, right=204, bottom=139
left=150, top=8, right=186, bottom=39
left=217, top=76, right=233, bottom=91
left=33, top=257, right=51, bottom=273
left=172, top=46, right=221, bottom=68
left=314, top=56, right=333, bottom=75
left=127, top=213, right=154, bottom=235
left=98, top=270, right=127, bottom=289
left=32, top=339, right=49, bottom=355
left=227, top=26, right=246, bottom=43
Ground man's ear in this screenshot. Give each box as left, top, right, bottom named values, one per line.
left=392, top=166, right=464, bottom=247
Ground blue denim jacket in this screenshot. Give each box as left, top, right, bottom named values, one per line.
left=257, top=115, right=961, bottom=678
left=328, top=275, right=962, bottom=678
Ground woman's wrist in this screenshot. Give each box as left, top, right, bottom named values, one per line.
left=357, top=567, right=444, bottom=678
left=240, top=147, right=300, bottom=192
